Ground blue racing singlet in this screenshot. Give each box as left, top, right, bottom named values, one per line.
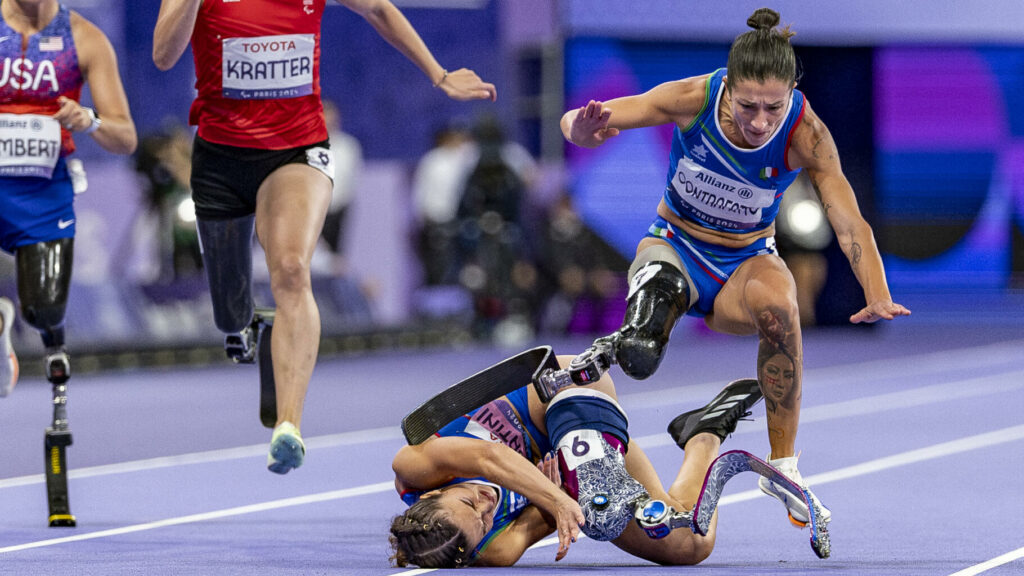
left=399, top=386, right=550, bottom=556
left=0, top=4, right=81, bottom=252
left=0, top=4, right=84, bottom=161
left=663, top=68, right=805, bottom=234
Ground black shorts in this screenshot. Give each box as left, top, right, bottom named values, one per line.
left=190, top=136, right=333, bottom=219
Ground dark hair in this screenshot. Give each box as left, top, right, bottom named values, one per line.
left=389, top=496, right=474, bottom=568
left=726, top=8, right=799, bottom=88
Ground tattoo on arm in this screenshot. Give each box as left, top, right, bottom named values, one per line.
left=808, top=172, right=822, bottom=197
left=849, top=241, right=863, bottom=268
left=808, top=172, right=832, bottom=217
left=811, top=136, right=826, bottom=160
left=810, top=133, right=836, bottom=161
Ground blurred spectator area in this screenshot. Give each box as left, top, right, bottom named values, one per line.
left=8, top=0, right=1018, bottom=366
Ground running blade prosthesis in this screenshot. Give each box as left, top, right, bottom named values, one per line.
left=45, top=351, right=76, bottom=527
left=692, top=450, right=830, bottom=559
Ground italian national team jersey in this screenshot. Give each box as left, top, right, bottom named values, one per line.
left=0, top=4, right=83, bottom=177
left=190, top=0, right=328, bottom=149
left=398, top=386, right=549, bottom=557
left=663, top=68, right=806, bottom=234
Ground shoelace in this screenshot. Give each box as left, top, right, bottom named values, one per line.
left=722, top=410, right=753, bottom=438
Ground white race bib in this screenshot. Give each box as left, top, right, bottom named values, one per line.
left=0, top=113, right=61, bottom=178
left=670, top=156, right=775, bottom=230
left=556, top=429, right=605, bottom=471
left=221, top=34, right=315, bottom=99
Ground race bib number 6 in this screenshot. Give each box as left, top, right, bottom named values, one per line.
left=556, top=429, right=604, bottom=471
left=222, top=34, right=314, bottom=100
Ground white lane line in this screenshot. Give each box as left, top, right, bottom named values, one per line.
left=0, top=426, right=403, bottom=489
left=4, top=364, right=1023, bottom=489
left=0, top=482, right=394, bottom=554
left=6, top=423, right=1022, bottom=562
left=948, top=546, right=1024, bottom=576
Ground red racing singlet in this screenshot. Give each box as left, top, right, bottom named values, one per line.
left=190, top=0, right=327, bottom=150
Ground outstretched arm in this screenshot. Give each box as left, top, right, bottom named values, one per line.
left=153, top=0, right=202, bottom=71
left=393, top=436, right=583, bottom=559
left=560, top=74, right=708, bottom=149
left=336, top=0, right=496, bottom=101
left=789, top=102, right=910, bottom=324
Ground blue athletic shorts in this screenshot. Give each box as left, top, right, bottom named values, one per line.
left=0, top=157, right=75, bottom=253
left=645, top=216, right=777, bottom=317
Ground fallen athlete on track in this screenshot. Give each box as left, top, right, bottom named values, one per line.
left=388, top=354, right=763, bottom=567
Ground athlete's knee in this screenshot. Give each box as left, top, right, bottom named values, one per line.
left=691, top=538, right=715, bottom=564
left=666, top=537, right=714, bottom=566
left=545, top=388, right=629, bottom=447
left=545, top=389, right=648, bottom=542
left=747, top=276, right=800, bottom=338
left=614, top=246, right=694, bottom=380
left=197, top=216, right=255, bottom=333
left=267, top=253, right=312, bottom=296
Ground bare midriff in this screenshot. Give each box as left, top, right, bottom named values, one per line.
left=656, top=198, right=775, bottom=249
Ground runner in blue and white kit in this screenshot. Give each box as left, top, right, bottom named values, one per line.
left=560, top=8, right=910, bottom=529
left=389, top=355, right=750, bottom=568
left=395, top=386, right=546, bottom=562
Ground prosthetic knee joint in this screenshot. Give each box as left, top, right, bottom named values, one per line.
left=543, top=254, right=693, bottom=395
left=545, top=389, right=648, bottom=541
left=557, top=257, right=692, bottom=389
left=612, top=258, right=692, bottom=380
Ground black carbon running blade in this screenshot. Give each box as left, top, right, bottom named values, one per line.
left=258, top=322, right=277, bottom=429
left=401, top=346, right=553, bottom=445
left=45, top=429, right=76, bottom=527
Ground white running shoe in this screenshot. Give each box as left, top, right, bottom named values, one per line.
left=0, top=297, right=18, bottom=398
left=758, top=454, right=832, bottom=527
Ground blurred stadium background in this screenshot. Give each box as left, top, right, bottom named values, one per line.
left=3, top=0, right=1022, bottom=375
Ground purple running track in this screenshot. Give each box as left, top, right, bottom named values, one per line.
left=2, top=299, right=1024, bottom=575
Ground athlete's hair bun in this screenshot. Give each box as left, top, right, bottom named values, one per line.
left=747, top=8, right=781, bottom=31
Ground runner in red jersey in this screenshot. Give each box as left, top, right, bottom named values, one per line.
left=187, top=0, right=328, bottom=149
left=153, top=0, right=497, bottom=475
